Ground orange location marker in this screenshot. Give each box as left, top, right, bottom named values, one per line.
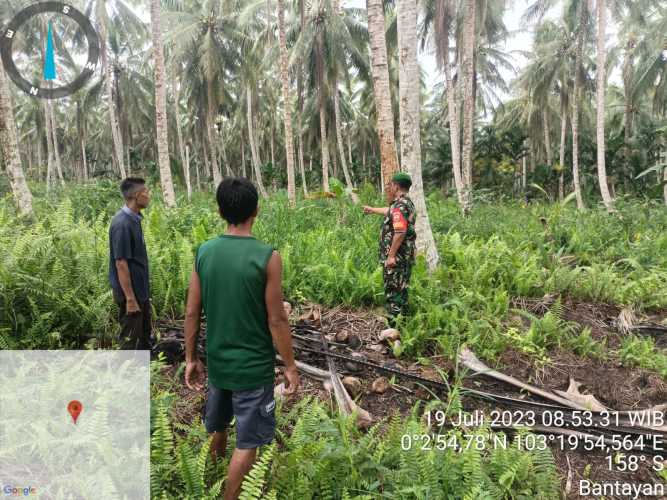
left=67, top=400, right=83, bottom=424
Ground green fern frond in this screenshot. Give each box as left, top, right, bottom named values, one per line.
left=177, top=440, right=204, bottom=498
left=239, top=443, right=276, bottom=500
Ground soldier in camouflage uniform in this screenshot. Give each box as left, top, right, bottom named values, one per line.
left=363, top=172, right=417, bottom=321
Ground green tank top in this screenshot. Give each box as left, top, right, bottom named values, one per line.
left=196, top=235, right=275, bottom=390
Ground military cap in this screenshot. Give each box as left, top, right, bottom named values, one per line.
left=391, top=172, right=412, bottom=187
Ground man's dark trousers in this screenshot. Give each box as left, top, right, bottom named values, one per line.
left=114, top=291, right=152, bottom=350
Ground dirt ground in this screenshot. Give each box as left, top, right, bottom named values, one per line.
left=154, top=298, right=666, bottom=499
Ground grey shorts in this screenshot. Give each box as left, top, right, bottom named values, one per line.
left=203, top=382, right=276, bottom=449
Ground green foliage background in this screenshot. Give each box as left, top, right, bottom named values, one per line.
left=1, top=183, right=666, bottom=375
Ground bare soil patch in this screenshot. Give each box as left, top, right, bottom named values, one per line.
left=154, top=299, right=666, bottom=498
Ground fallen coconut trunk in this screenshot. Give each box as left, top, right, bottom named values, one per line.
left=459, top=347, right=667, bottom=432
left=458, top=347, right=589, bottom=410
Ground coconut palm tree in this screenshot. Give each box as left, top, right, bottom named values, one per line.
left=595, top=0, right=614, bottom=211
left=569, top=1, right=591, bottom=210
left=84, top=0, right=145, bottom=179
left=460, top=0, right=475, bottom=213
left=615, top=1, right=654, bottom=184
left=420, top=0, right=510, bottom=211
left=0, top=64, right=33, bottom=216
left=514, top=18, right=574, bottom=199
left=396, top=0, right=439, bottom=270
left=171, top=71, right=192, bottom=199
left=290, top=0, right=368, bottom=192
left=150, top=0, right=176, bottom=207
left=428, top=0, right=463, bottom=205
left=366, top=0, right=399, bottom=195
left=329, top=0, right=360, bottom=200
left=632, top=6, right=667, bottom=118
left=163, top=0, right=239, bottom=188
left=297, top=0, right=331, bottom=191
left=277, top=0, right=296, bottom=203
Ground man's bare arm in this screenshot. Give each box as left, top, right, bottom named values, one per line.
left=185, top=266, right=202, bottom=363
left=115, top=259, right=139, bottom=312
left=184, top=265, right=205, bottom=390
left=265, top=251, right=300, bottom=393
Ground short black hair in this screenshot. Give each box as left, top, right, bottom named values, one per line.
left=392, top=178, right=412, bottom=190
left=216, top=177, right=259, bottom=225
left=120, top=177, right=146, bottom=199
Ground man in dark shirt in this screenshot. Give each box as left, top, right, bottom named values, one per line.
left=108, top=177, right=152, bottom=350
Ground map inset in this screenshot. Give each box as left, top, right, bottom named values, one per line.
left=0, top=351, right=150, bottom=499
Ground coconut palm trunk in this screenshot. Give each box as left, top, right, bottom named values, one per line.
left=185, top=144, right=192, bottom=193
left=36, top=129, right=43, bottom=181
left=241, top=135, right=247, bottom=178
left=150, top=0, right=177, bottom=207
left=397, top=0, right=439, bottom=270
left=595, top=0, right=613, bottom=211
left=48, top=100, right=64, bottom=184
left=435, top=0, right=464, bottom=208
left=315, top=30, right=331, bottom=192
left=522, top=153, right=527, bottom=190
left=330, top=132, right=338, bottom=178
left=206, top=79, right=222, bottom=187
left=444, top=60, right=464, bottom=207
left=622, top=39, right=634, bottom=190
left=460, top=0, right=476, bottom=213
left=559, top=91, right=567, bottom=201
left=333, top=86, right=358, bottom=201
left=194, top=143, right=201, bottom=189
left=246, top=87, right=268, bottom=197
left=42, top=101, right=54, bottom=190
left=98, top=13, right=126, bottom=179
left=0, top=63, right=33, bottom=216
left=366, top=0, right=399, bottom=197
left=330, top=0, right=356, bottom=200
left=296, top=0, right=308, bottom=196
left=571, top=16, right=585, bottom=210
left=76, top=99, right=88, bottom=181
left=80, top=138, right=87, bottom=180
left=270, top=124, right=276, bottom=175
left=173, top=81, right=191, bottom=199
left=277, top=0, right=296, bottom=204
left=298, top=137, right=308, bottom=196
left=543, top=110, right=552, bottom=168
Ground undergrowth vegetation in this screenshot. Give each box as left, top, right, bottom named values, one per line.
left=150, top=357, right=560, bottom=499
left=1, top=183, right=666, bottom=375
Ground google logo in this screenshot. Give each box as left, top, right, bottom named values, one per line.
left=2, top=485, right=37, bottom=497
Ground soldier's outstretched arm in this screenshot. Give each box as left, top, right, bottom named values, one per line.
left=362, top=206, right=389, bottom=216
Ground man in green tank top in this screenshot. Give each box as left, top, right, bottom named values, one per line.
left=183, top=177, right=300, bottom=500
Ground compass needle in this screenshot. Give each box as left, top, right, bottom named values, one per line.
left=43, top=22, right=57, bottom=81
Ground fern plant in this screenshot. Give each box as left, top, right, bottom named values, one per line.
left=239, top=443, right=276, bottom=500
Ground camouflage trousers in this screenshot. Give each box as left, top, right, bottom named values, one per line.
left=383, top=261, right=413, bottom=318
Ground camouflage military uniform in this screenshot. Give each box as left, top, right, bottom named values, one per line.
left=379, top=194, right=417, bottom=317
